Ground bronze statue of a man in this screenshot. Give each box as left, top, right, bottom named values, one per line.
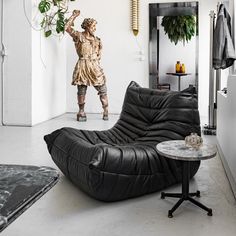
left=65, top=10, right=109, bottom=121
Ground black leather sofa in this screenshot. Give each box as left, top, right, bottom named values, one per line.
left=44, top=81, right=201, bottom=201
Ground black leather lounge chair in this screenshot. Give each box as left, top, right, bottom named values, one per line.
left=44, top=81, right=201, bottom=202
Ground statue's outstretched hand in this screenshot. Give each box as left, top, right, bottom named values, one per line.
left=72, top=10, right=80, bottom=16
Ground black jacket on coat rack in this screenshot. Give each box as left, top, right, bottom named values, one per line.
left=213, top=4, right=236, bottom=69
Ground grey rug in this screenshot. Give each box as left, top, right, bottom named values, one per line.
left=0, top=164, right=59, bottom=232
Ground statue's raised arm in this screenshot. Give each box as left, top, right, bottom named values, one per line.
left=65, top=10, right=81, bottom=39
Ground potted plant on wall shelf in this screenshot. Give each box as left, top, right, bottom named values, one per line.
left=161, top=15, right=196, bottom=45
left=38, top=0, right=76, bottom=37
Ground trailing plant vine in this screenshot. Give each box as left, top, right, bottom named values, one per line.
left=38, top=0, right=76, bottom=37
left=161, top=15, right=196, bottom=45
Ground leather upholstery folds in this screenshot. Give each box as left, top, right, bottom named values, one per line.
left=44, top=81, right=201, bottom=201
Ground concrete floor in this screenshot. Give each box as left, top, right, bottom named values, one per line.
left=0, top=113, right=236, bottom=236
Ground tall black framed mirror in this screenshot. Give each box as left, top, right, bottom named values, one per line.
left=149, top=2, right=199, bottom=92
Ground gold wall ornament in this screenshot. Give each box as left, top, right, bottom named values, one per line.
left=131, top=0, right=139, bottom=36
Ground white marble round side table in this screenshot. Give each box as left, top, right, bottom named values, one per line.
left=156, top=140, right=217, bottom=218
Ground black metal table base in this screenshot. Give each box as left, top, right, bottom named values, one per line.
left=161, top=161, right=213, bottom=218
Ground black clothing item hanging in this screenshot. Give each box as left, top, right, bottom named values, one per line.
left=213, top=4, right=236, bottom=69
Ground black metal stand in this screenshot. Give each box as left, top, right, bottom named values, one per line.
left=161, top=161, right=213, bottom=218
left=177, top=75, right=181, bottom=91
left=202, top=124, right=216, bottom=135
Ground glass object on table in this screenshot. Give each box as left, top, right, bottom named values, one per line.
left=176, top=61, right=181, bottom=73
left=181, top=63, right=186, bottom=73
left=185, top=132, right=203, bottom=149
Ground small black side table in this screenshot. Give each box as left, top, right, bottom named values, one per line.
left=156, top=140, right=217, bottom=218
left=166, top=73, right=191, bottom=91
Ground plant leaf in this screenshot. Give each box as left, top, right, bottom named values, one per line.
left=38, top=1, right=51, bottom=13
left=58, top=11, right=64, bottom=20
left=45, top=30, right=52, bottom=37
left=40, top=17, right=46, bottom=28
left=56, top=12, right=65, bottom=33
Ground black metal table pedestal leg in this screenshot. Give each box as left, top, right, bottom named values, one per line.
left=168, top=198, right=184, bottom=218
left=182, top=161, right=189, bottom=199
left=161, top=192, right=182, bottom=199
left=161, top=161, right=213, bottom=217
left=188, top=197, right=213, bottom=216
left=178, top=75, right=181, bottom=91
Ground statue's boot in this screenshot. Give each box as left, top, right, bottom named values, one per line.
left=77, top=95, right=87, bottom=122
left=100, top=94, right=109, bottom=121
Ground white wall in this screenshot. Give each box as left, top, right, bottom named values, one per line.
left=217, top=76, right=236, bottom=196
left=1, top=0, right=32, bottom=125
left=31, top=31, right=67, bottom=125
left=0, top=0, right=67, bottom=126
left=0, top=0, right=3, bottom=125
left=0, top=0, right=223, bottom=125
left=30, top=1, right=67, bottom=125
left=66, top=0, right=219, bottom=117
left=31, top=1, right=67, bottom=125
left=216, top=0, right=236, bottom=197
left=159, top=16, right=196, bottom=91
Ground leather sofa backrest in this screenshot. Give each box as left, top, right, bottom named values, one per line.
left=114, top=81, right=200, bottom=142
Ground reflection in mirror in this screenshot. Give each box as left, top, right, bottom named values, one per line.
left=149, top=2, right=199, bottom=92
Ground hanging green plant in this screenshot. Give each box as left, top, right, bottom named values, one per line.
left=161, top=15, right=196, bottom=45
left=38, top=0, right=76, bottom=37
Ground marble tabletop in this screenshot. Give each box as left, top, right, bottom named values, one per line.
left=0, top=165, right=59, bottom=232
left=156, top=140, right=217, bottom=161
